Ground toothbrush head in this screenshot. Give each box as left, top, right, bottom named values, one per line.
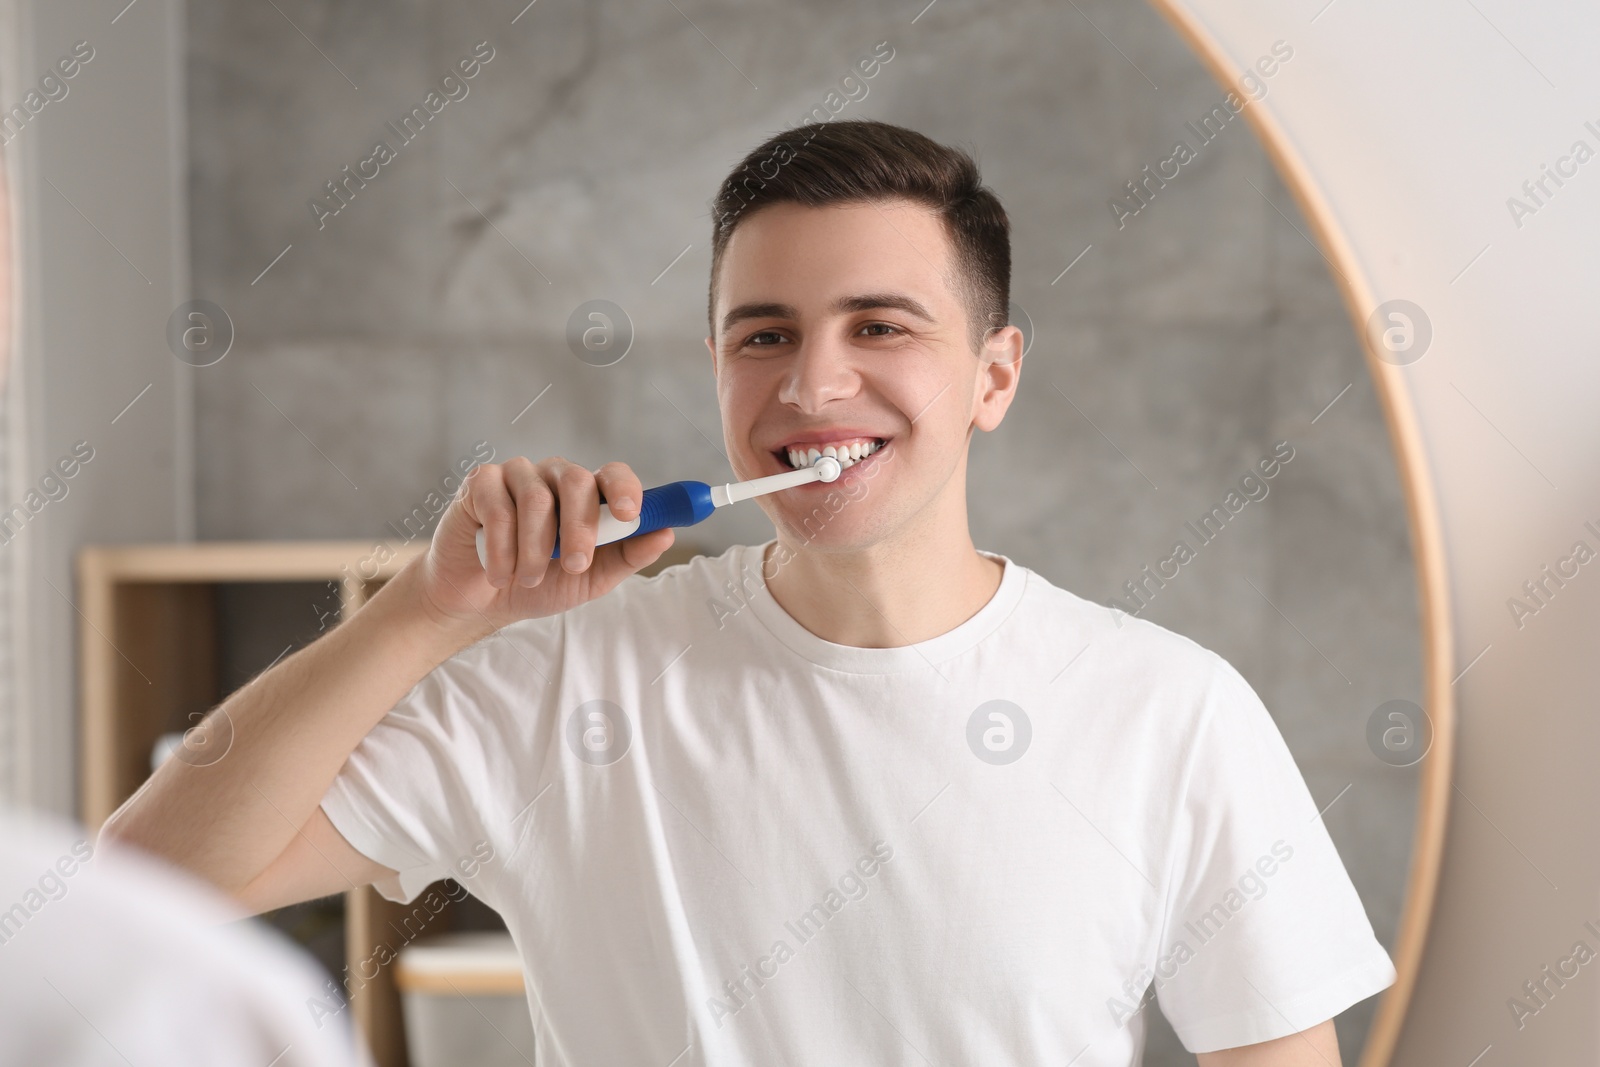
left=814, top=455, right=842, bottom=483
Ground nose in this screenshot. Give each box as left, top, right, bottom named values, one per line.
left=777, top=333, right=860, bottom=413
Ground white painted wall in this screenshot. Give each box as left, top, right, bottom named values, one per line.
left=1176, top=1, right=1600, bottom=1061
left=0, top=0, right=190, bottom=811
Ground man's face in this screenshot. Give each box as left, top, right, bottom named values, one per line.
left=705, top=197, right=1021, bottom=551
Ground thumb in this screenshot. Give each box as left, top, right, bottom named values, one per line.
left=580, top=527, right=676, bottom=592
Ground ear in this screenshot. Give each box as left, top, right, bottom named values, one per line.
left=972, top=324, right=1024, bottom=433
left=705, top=335, right=717, bottom=379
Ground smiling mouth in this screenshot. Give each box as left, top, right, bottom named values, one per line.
left=774, top=437, right=889, bottom=473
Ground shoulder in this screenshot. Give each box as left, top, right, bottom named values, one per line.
left=1001, top=560, right=1251, bottom=770
left=1010, top=560, right=1227, bottom=691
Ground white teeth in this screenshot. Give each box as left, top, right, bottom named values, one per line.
left=784, top=438, right=883, bottom=470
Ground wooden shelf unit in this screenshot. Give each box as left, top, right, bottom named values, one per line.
left=77, top=538, right=701, bottom=1066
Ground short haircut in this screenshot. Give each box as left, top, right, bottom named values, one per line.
left=708, top=119, right=1010, bottom=355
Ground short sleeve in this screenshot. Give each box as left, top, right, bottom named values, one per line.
left=319, top=619, right=557, bottom=906
left=1151, top=653, right=1397, bottom=1052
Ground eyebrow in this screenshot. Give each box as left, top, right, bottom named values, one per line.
left=719, top=292, right=937, bottom=337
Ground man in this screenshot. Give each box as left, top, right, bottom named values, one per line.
left=102, top=119, right=1394, bottom=1064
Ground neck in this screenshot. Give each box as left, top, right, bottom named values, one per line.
left=761, top=520, right=1004, bottom=649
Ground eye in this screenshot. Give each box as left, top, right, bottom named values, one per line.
left=859, top=322, right=902, bottom=338
left=744, top=330, right=787, bottom=348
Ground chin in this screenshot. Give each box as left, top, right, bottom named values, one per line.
left=771, top=507, right=889, bottom=552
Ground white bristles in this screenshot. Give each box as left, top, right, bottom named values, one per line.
left=814, top=455, right=841, bottom=482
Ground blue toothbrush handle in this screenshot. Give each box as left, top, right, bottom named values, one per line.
left=558, top=480, right=715, bottom=557
left=475, top=480, right=715, bottom=567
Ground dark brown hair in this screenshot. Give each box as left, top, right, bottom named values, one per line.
left=708, top=119, right=1010, bottom=354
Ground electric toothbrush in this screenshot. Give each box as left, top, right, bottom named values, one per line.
left=474, top=455, right=843, bottom=567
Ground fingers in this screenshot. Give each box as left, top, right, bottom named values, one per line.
left=549, top=460, right=603, bottom=574
left=502, top=457, right=556, bottom=587
left=467, top=457, right=650, bottom=588
left=592, top=461, right=643, bottom=525
left=590, top=526, right=675, bottom=588
left=467, top=463, right=520, bottom=589
left=622, top=525, right=675, bottom=569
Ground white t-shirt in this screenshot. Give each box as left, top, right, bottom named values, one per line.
left=321, top=540, right=1394, bottom=1064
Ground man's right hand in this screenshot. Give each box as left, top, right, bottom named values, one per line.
left=100, top=454, right=677, bottom=913
left=416, top=456, right=676, bottom=633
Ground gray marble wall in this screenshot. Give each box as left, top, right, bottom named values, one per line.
left=187, top=0, right=1419, bottom=1059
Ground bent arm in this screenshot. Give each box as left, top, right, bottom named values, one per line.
left=235, top=806, right=396, bottom=913
left=97, top=556, right=491, bottom=907
left=96, top=455, right=671, bottom=913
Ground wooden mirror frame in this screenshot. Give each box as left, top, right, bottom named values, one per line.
left=1144, top=4, right=1455, bottom=1065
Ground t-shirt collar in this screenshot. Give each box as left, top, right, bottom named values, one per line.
left=739, top=539, right=1028, bottom=675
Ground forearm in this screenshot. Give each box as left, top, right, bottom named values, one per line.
left=97, top=555, right=491, bottom=893
left=1196, top=1019, right=1341, bottom=1066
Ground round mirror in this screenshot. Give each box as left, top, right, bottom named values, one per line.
left=183, top=4, right=1433, bottom=1063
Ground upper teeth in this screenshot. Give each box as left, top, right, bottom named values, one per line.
left=785, top=439, right=884, bottom=470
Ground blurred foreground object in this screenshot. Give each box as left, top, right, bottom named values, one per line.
left=0, top=805, right=373, bottom=1067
